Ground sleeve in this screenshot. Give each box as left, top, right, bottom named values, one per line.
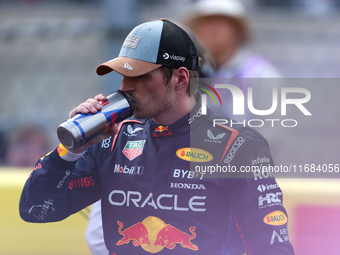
left=19, top=145, right=101, bottom=223
left=85, top=200, right=109, bottom=255
left=229, top=137, right=295, bottom=255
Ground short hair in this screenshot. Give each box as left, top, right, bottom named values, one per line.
left=160, top=66, right=199, bottom=96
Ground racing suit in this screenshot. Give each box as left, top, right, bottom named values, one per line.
left=19, top=95, right=295, bottom=255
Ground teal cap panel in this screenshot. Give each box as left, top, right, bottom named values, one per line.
left=119, top=20, right=163, bottom=64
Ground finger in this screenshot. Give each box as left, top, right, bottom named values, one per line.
left=69, top=105, right=90, bottom=119
left=94, top=94, right=107, bottom=101
left=69, top=99, right=103, bottom=119
left=84, top=99, right=103, bottom=112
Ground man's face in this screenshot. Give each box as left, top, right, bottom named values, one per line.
left=120, top=67, right=175, bottom=120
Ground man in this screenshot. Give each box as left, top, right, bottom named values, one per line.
left=183, top=0, right=281, bottom=78
left=181, top=0, right=283, bottom=121
left=19, top=19, right=294, bottom=254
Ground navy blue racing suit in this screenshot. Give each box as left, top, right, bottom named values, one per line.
left=19, top=96, right=295, bottom=255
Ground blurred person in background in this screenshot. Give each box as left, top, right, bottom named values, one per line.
left=4, top=125, right=50, bottom=167
left=182, top=0, right=281, bottom=79
left=181, top=0, right=283, bottom=134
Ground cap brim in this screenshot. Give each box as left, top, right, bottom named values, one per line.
left=96, top=57, right=162, bottom=77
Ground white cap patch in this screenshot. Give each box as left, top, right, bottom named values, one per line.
left=123, top=35, right=140, bottom=49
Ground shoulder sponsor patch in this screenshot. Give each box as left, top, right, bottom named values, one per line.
left=176, top=148, right=213, bottom=162
left=263, top=211, right=287, bottom=226
left=270, top=228, right=289, bottom=245
left=205, top=129, right=226, bottom=144
left=122, top=140, right=146, bottom=161
left=258, top=192, right=282, bottom=209
left=223, top=136, right=245, bottom=164
left=124, top=124, right=143, bottom=137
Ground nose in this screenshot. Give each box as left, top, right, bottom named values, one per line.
left=120, top=77, right=136, bottom=94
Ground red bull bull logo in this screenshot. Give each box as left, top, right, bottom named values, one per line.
left=154, top=126, right=172, bottom=138
left=116, top=216, right=198, bottom=253
left=155, top=126, right=169, bottom=132
left=153, top=224, right=198, bottom=251
left=117, top=220, right=151, bottom=247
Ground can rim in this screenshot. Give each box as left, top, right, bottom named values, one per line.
left=116, top=90, right=134, bottom=117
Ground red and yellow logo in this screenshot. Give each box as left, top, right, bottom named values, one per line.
left=116, top=216, right=198, bottom=253
left=57, top=143, right=68, bottom=157
left=176, top=148, right=213, bottom=162
left=263, top=211, right=287, bottom=226
left=154, top=125, right=172, bottom=138
left=154, top=125, right=169, bottom=133
left=122, top=140, right=146, bottom=161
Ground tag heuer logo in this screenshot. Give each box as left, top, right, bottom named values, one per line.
left=122, top=140, right=146, bottom=161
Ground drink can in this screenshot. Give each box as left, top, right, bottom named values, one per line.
left=57, top=90, right=133, bottom=150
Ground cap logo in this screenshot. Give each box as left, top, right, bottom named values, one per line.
left=124, top=63, right=133, bottom=70
left=163, top=53, right=169, bottom=59
left=123, top=35, right=140, bottom=49
left=163, top=53, right=186, bottom=62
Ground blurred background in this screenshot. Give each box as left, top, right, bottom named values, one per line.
left=0, top=0, right=339, bottom=254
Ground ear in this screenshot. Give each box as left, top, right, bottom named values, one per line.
left=173, top=67, right=189, bottom=91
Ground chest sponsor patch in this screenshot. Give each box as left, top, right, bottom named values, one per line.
left=122, top=140, right=146, bottom=161
left=176, top=148, right=213, bottom=162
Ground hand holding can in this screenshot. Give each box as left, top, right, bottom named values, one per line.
left=57, top=90, right=134, bottom=150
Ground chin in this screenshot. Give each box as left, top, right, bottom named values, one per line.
left=133, top=112, right=145, bottom=120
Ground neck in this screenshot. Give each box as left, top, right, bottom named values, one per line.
left=152, top=94, right=197, bottom=125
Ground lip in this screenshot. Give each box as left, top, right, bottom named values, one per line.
left=130, top=99, right=136, bottom=109
left=126, top=95, right=135, bottom=109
